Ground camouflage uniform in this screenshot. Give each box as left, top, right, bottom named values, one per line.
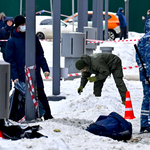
left=79, top=53, right=127, bottom=102
left=136, top=31, right=150, bottom=129
left=144, top=18, right=150, bottom=33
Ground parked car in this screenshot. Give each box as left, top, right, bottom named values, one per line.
left=36, top=16, right=77, bottom=39
left=63, top=11, right=120, bottom=40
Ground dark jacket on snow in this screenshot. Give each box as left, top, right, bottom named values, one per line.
left=5, top=28, right=50, bottom=88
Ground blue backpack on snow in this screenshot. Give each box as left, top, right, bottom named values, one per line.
left=86, top=112, right=132, bottom=141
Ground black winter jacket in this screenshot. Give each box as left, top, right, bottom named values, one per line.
left=5, top=28, right=49, bottom=87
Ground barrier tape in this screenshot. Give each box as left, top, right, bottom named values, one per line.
left=87, top=39, right=140, bottom=43
left=18, top=65, right=38, bottom=123
left=123, top=65, right=139, bottom=70
left=25, top=66, right=38, bottom=108
left=0, top=39, right=53, bottom=42
left=0, top=38, right=139, bottom=43
left=43, top=65, right=139, bottom=79
left=0, top=39, right=8, bottom=41
left=68, top=73, right=82, bottom=77
left=40, top=39, right=53, bottom=41
left=86, top=39, right=140, bottom=43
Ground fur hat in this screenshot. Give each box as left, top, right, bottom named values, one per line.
left=14, top=15, right=25, bottom=28
left=75, top=59, right=86, bottom=70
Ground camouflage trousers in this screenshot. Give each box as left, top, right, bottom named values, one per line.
left=141, top=81, right=150, bottom=128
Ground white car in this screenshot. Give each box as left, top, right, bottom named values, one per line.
left=36, top=16, right=76, bottom=39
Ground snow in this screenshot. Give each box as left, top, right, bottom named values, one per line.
left=1, top=32, right=150, bottom=150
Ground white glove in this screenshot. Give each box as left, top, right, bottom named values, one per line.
left=145, top=77, right=150, bottom=84
left=14, top=79, right=19, bottom=84
left=44, top=71, right=50, bottom=77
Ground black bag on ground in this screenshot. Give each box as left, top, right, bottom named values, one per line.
left=0, top=119, right=47, bottom=140
left=86, top=112, right=132, bottom=141
left=9, top=81, right=45, bottom=122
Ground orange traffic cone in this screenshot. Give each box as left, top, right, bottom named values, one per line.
left=124, top=91, right=136, bottom=119
left=0, top=131, right=4, bottom=139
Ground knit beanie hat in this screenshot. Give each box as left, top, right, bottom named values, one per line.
left=75, top=59, right=86, bottom=70
left=14, top=15, right=25, bottom=28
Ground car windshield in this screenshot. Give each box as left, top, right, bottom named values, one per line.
left=40, top=19, right=52, bottom=25
left=39, top=18, right=67, bottom=26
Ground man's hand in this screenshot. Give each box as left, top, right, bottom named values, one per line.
left=78, top=86, right=83, bottom=95
left=44, top=71, right=50, bottom=77
left=87, top=76, right=97, bottom=82
left=14, top=79, right=19, bottom=84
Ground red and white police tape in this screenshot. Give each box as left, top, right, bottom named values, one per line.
left=0, top=39, right=53, bottom=42
left=17, top=65, right=38, bottom=123
left=86, top=39, right=140, bottom=43
left=0, top=38, right=139, bottom=43
left=44, top=65, right=139, bottom=80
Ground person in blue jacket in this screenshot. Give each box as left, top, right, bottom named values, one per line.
left=142, top=9, right=150, bottom=33
left=5, top=15, right=53, bottom=120
left=0, top=17, right=14, bottom=91
left=136, top=25, right=150, bottom=133
left=0, top=17, right=14, bottom=61
left=117, top=7, right=127, bottom=40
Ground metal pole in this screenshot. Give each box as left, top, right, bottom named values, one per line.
left=72, top=0, right=74, bottom=32
left=53, top=0, right=60, bottom=95
left=97, top=0, right=103, bottom=40
left=50, top=0, right=53, bottom=26
left=20, top=0, right=22, bottom=15
left=125, top=0, right=129, bottom=38
left=78, top=0, right=84, bottom=32
left=105, top=0, right=108, bottom=40
left=25, top=0, right=36, bottom=121
left=83, top=0, right=88, bottom=27
left=92, top=0, right=98, bottom=28
left=47, top=0, right=66, bottom=101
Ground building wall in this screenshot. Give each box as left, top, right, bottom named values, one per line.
left=0, top=0, right=149, bottom=33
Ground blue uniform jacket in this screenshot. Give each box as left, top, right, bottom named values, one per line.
left=0, top=26, right=13, bottom=54
left=136, top=31, right=150, bottom=81
left=117, top=8, right=127, bottom=28
left=5, top=28, right=50, bottom=87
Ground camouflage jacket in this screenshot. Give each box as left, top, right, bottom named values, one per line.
left=80, top=53, right=122, bottom=87
left=136, top=31, right=150, bottom=81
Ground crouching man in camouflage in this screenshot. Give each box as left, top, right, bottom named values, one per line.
left=75, top=53, right=127, bottom=104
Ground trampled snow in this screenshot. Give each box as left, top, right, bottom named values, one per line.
left=1, top=32, right=150, bottom=150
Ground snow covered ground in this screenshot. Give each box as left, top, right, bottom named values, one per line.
left=1, top=32, right=150, bottom=150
